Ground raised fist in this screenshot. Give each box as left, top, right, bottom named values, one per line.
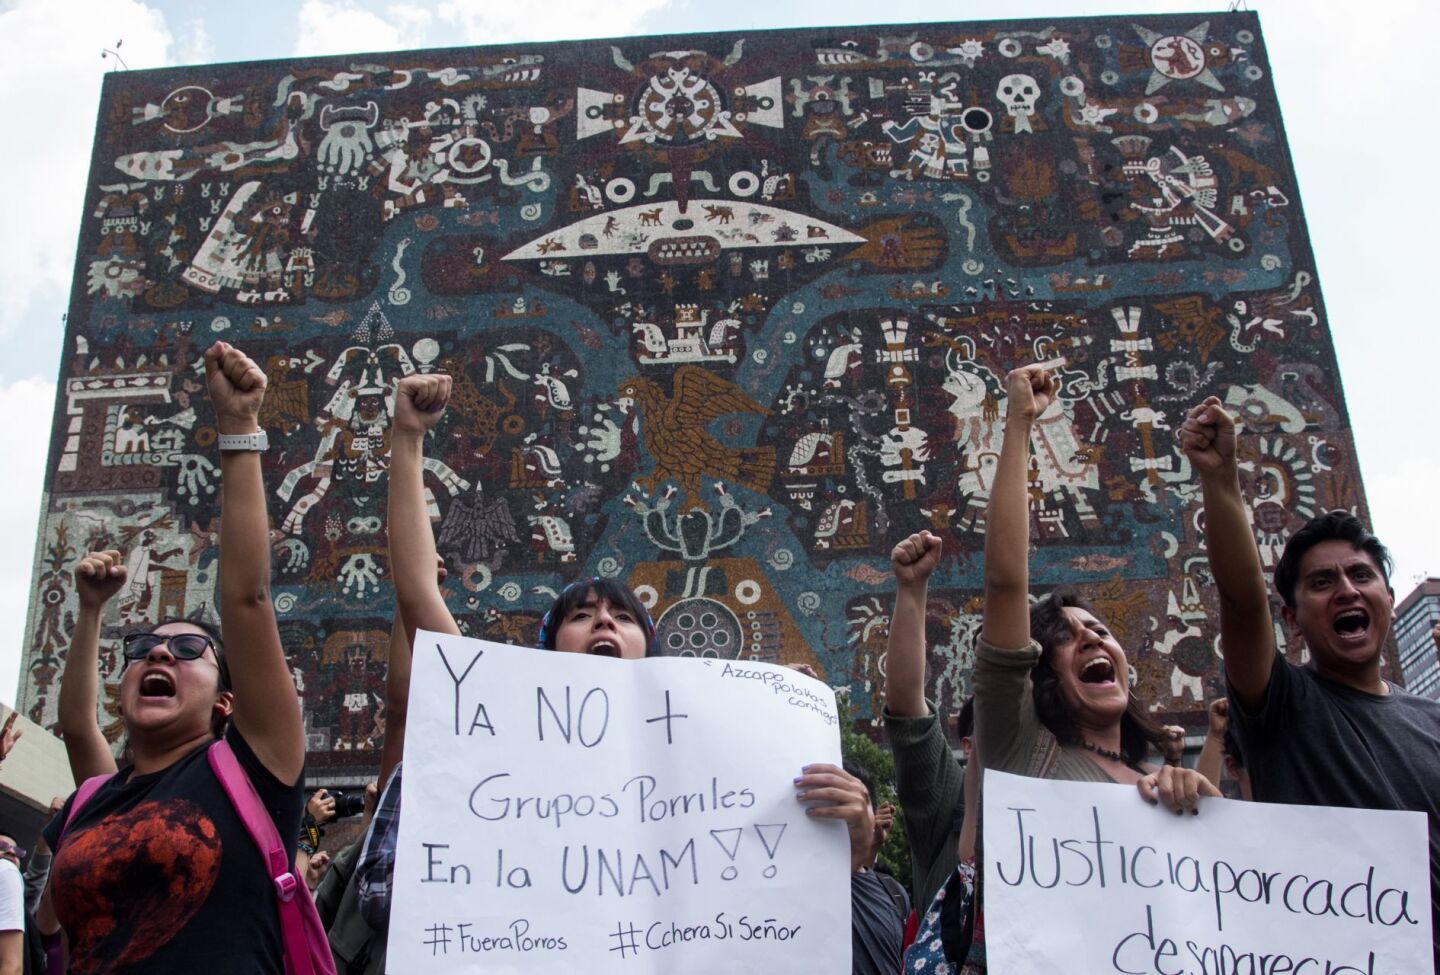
left=0, top=713, right=20, bottom=764
left=1005, top=363, right=1060, bottom=424
left=74, top=549, right=128, bottom=610
left=891, top=530, right=942, bottom=588
left=1178, top=396, right=1237, bottom=474
left=203, top=341, right=267, bottom=434
left=1159, top=724, right=1186, bottom=766
left=392, top=373, right=452, bottom=438
left=1206, top=697, right=1230, bottom=739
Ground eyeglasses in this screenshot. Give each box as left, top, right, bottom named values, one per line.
left=0, top=840, right=26, bottom=861
left=122, top=632, right=215, bottom=662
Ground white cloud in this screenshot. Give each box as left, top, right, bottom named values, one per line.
left=435, top=0, right=670, bottom=44
left=0, top=378, right=56, bottom=706
left=0, top=0, right=197, bottom=700
left=175, top=17, right=215, bottom=65
left=290, top=0, right=670, bottom=56
left=0, top=0, right=174, bottom=343
left=1365, top=461, right=1440, bottom=598
left=293, top=0, right=433, bottom=57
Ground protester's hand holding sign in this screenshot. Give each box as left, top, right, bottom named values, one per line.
left=391, top=633, right=852, bottom=974
left=984, top=771, right=1432, bottom=974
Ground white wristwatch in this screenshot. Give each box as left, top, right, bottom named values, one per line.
left=217, top=430, right=270, bottom=452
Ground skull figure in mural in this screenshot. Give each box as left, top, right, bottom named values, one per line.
left=996, top=74, right=1042, bottom=133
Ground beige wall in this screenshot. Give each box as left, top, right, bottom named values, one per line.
left=0, top=703, right=74, bottom=842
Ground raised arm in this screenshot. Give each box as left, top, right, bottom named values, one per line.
left=387, top=373, right=459, bottom=640
left=980, top=364, right=1057, bottom=650
left=884, top=531, right=942, bottom=718
left=59, top=551, right=126, bottom=781
left=205, top=341, right=305, bottom=785
left=378, top=556, right=447, bottom=792
left=1180, top=397, right=1274, bottom=711
left=0, top=716, right=18, bottom=769
left=1194, top=697, right=1228, bottom=790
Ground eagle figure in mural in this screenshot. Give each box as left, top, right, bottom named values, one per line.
left=618, top=365, right=776, bottom=509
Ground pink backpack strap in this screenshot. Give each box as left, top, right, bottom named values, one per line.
left=61, top=774, right=115, bottom=836
left=208, top=740, right=334, bottom=975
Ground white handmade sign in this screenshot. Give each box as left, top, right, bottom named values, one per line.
left=388, top=631, right=851, bottom=974
left=983, top=770, right=1433, bottom=974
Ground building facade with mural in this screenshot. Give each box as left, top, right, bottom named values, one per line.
left=19, top=13, right=1380, bottom=785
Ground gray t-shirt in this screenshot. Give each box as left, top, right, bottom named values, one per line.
left=851, top=868, right=908, bottom=975
left=1229, top=655, right=1440, bottom=965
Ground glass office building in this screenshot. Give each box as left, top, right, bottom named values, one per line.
left=1396, top=579, right=1440, bottom=701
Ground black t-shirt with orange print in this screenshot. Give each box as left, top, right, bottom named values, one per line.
left=44, top=726, right=304, bottom=975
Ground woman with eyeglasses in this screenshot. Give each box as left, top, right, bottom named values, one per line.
left=39, top=342, right=306, bottom=975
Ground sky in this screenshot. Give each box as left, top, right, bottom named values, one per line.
left=0, top=0, right=1435, bottom=705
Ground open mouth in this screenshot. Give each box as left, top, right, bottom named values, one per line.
left=139, top=671, right=176, bottom=698
left=1333, top=609, right=1371, bottom=641
left=1079, top=656, right=1116, bottom=685
left=587, top=640, right=621, bottom=658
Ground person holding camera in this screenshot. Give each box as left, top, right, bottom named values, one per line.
left=298, top=787, right=371, bottom=891
left=297, top=788, right=336, bottom=884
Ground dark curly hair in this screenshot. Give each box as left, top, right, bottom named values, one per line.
left=1029, top=587, right=1164, bottom=768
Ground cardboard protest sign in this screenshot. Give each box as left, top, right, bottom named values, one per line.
left=388, top=631, right=851, bottom=973
left=983, top=770, right=1433, bottom=974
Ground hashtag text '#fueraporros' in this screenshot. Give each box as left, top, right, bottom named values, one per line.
left=422, top=919, right=567, bottom=956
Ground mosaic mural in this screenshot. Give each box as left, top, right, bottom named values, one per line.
left=20, top=12, right=1375, bottom=774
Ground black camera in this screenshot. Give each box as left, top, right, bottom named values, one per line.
left=330, top=790, right=367, bottom=819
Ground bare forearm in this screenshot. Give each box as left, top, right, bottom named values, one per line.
left=219, top=448, right=304, bottom=780
left=219, top=451, right=274, bottom=611
left=59, top=605, right=117, bottom=780
left=1195, top=731, right=1224, bottom=790
left=387, top=434, right=458, bottom=636
left=378, top=612, right=411, bottom=791
left=60, top=605, right=103, bottom=729
left=884, top=583, right=930, bottom=717
left=0, top=932, right=22, bottom=975
left=982, top=418, right=1034, bottom=649
left=1198, top=470, right=1269, bottom=612
left=1198, top=468, right=1275, bottom=703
